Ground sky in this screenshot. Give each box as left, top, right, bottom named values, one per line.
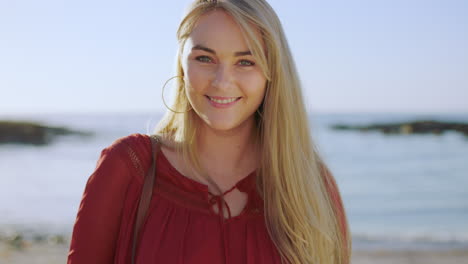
left=0, top=0, right=467, bottom=114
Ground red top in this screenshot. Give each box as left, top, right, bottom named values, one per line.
left=67, top=133, right=283, bottom=264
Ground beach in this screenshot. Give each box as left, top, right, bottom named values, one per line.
left=1, top=112, right=467, bottom=263
left=352, top=249, right=468, bottom=264
left=1, top=238, right=468, bottom=264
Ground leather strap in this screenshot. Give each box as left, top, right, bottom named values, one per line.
left=131, top=135, right=160, bottom=264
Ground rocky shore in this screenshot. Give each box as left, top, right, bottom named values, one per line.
left=0, top=232, right=69, bottom=264
left=331, top=120, right=468, bottom=137
left=2, top=241, right=467, bottom=264
left=0, top=120, right=93, bottom=145
left=0, top=231, right=467, bottom=263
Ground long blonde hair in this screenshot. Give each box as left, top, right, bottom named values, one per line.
left=154, top=0, right=351, bottom=263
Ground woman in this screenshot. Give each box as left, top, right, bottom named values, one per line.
left=68, top=0, right=351, bottom=263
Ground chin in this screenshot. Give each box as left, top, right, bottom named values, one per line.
left=203, top=118, right=242, bottom=132
left=199, top=112, right=255, bottom=132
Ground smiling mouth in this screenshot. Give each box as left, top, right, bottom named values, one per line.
left=205, top=96, right=242, bottom=104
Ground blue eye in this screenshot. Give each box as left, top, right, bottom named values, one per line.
left=239, top=60, right=255, bottom=66
left=195, top=56, right=212, bottom=63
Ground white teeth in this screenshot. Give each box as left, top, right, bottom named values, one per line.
left=209, top=97, right=238, bottom=104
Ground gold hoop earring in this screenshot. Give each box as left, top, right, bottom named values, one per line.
left=161, top=76, right=192, bottom=114
left=256, top=109, right=264, bottom=119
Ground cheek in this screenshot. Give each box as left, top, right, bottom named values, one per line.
left=240, top=72, right=267, bottom=99
left=185, top=63, right=210, bottom=92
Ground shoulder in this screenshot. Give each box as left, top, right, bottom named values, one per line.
left=99, top=133, right=153, bottom=182
left=106, top=133, right=151, bottom=152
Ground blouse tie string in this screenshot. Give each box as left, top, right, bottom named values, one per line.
left=208, top=184, right=238, bottom=264
left=208, top=184, right=238, bottom=220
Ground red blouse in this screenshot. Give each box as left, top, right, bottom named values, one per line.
left=67, top=133, right=283, bottom=264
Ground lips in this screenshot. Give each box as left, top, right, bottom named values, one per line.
left=206, top=95, right=242, bottom=99
left=205, top=95, right=242, bottom=108
left=206, top=96, right=241, bottom=104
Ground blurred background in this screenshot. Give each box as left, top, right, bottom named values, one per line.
left=1, top=0, right=467, bottom=263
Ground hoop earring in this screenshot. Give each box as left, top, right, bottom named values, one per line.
left=256, top=109, right=263, bottom=119
left=161, top=76, right=193, bottom=114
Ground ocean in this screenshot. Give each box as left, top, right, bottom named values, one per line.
left=1, top=112, right=467, bottom=251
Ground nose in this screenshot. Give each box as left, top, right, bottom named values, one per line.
left=211, top=64, right=234, bottom=91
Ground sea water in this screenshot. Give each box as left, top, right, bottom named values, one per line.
left=0, top=111, right=467, bottom=250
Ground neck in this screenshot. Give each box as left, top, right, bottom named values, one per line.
left=196, top=117, right=259, bottom=177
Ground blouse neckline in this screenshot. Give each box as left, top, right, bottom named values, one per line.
left=157, top=147, right=258, bottom=195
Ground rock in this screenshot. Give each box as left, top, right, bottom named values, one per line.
left=399, top=124, right=413, bottom=134
left=6, top=234, right=25, bottom=250
left=32, top=234, right=47, bottom=244
left=0, top=120, right=93, bottom=145
left=49, top=235, right=66, bottom=245
left=330, top=120, right=468, bottom=137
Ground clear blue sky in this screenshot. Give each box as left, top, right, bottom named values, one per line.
left=1, top=0, right=467, bottom=114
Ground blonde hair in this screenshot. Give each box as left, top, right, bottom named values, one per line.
left=154, top=0, right=351, bottom=263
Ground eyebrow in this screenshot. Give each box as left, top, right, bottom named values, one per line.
left=192, top=44, right=252, bottom=57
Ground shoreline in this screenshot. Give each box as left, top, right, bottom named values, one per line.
left=1, top=239, right=467, bottom=264
left=352, top=249, right=468, bottom=264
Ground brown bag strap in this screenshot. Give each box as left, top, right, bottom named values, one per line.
left=131, top=135, right=160, bottom=264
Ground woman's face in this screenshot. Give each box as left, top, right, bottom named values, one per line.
left=181, top=10, right=267, bottom=132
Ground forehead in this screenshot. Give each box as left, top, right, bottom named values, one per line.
left=185, top=10, right=252, bottom=54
